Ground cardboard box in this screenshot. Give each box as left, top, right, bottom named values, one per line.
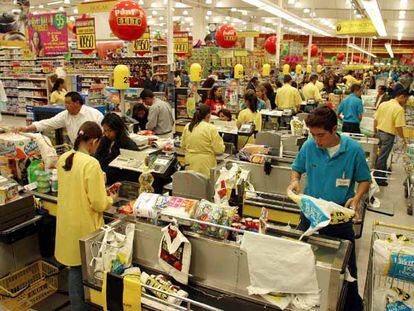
left=0, top=133, right=40, bottom=159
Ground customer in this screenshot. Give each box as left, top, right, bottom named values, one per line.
left=374, top=89, right=409, bottom=186
left=276, top=75, right=302, bottom=112
left=181, top=104, right=225, bottom=177
left=55, top=122, right=117, bottom=311
left=90, top=77, right=106, bottom=94
left=263, top=82, right=276, bottom=110
left=132, top=103, right=149, bottom=133
left=302, top=75, right=322, bottom=102
left=323, top=77, right=338, bottom=94
left=141, top=89, right=174, bottom=138
left=391, top=75, right=411, bottom=98
left=50, top=78, right=67, bottom=104
left=246, top=77, right=259, bottom=91
left=205, top=86, right=225, bottom=115
left=288, top=106, right=370, bottom=311
left=255, top=84, right=271, bottom=110
left=337, top=84, right=364, bottom=133
left=218, top=108, right=232, bottom=121
left=375, top=85, right=390, bottom=109
left=237, top=91, right=262, bottom=133
left=94, top=113, right=139, bottom=185
left=20, top=92, right=104, bottom=144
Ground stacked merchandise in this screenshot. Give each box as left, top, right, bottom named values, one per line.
left=152, top=41, right=168, bottom=77
left=189, top=47, right=214, bottom=79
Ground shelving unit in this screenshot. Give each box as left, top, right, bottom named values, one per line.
left=152, top=42, right=169, bottom=77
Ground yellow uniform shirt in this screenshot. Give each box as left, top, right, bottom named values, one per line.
left=55, top=149, right=112, bottom=266
left=315, top=80, right=324, bottom=91
left=344, top=75, right=360, bottom=86
left=276, top=84, right=302, bottom=111
left=181, top=121, right=225, bottom=177
left=302, top=82, right=322, bottom=101
left=237, top=108, right=262, bottom=145
left=374, top=99, right=406, bottom=135
left=50, top=89, right=67, bottom=104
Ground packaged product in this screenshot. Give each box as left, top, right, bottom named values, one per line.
left=0, top=133, right=40, bottom=159
left=155, top=196, right=198, bottom=219
left=374, top=286, right=414, bottom=311
left=214, top=163, right=248, bottom=206
left=0, top=179, right=19, bottom=205
left=119, top=199, right=136, bottom=215
left=158, top=224, right=191, bottom=285
left=290, top=116, right=305, bottom=136
left=21, top=133, right=57, bottom=168
left=133, top=193, right=160, bottom=218
left=27, top=159, right=43, bottom=184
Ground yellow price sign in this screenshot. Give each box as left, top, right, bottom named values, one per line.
left=76, top=18, right=96, bottom=53
left=133, top=30, right=150, bottom=54
left=173, top=32, right=189, bottom=55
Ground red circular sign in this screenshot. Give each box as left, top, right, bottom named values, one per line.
left=311, top=44, right=318, bottom=57
left=264, top=35, right=277, bottom=55
left=215, top=25, right=237, bottom=49
left=109, top=0, right=147, bottom=41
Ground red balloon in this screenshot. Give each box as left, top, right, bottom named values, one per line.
left=264, top=35, right=277, bottom=55
left=215, top=25, right=237, bottom=49
left=318, top=57, right=324, bottom=65
left=109, top=0, right=147, bottom=41
left=311, top=44, right=318, bottom=57
left=353, top=55, right=360, bottom=62
left=337, top=53, right=345, bottom=61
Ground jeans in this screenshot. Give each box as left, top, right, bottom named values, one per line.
left=342, top=122, right=361, bottom=134
left=374, top=131, right=395, bottom=183
left=68, top=266, right=89, bottom=311
left=298, top=215, right=363, bottom=310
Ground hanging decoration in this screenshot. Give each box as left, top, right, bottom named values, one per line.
left=337, top=53, right=345, bottom=61
left=215, top=25, right=237, bottom=49
left=264, top=35, right=277, bottom=55
left=353, top=55, right=360, bottom=63
left=310, top=44, right=318, bottom=57
left=75, top=18, right=96, bottom=55
left=109, top=0, right=147, bottom=41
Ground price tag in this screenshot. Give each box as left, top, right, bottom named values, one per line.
left=133, top=30, right=150, bottom=55
left=173, top=32, right=190, bottom=55
left=76, top=18, right=96, bottom=55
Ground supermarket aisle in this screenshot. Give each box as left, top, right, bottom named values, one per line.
left=0, top=115, right=26, bottom=128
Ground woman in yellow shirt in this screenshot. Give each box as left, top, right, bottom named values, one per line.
left=50, top=78, right=67, bottom=104
left=55, top=121, right=117, bottom=310
left=237, top=91, right=262, bottom=145
left=181, top=104, right=225, bottom=177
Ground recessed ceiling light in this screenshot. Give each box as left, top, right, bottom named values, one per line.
left=58, top=6, right=65, bottom=11
left=399, top=11, right=406, bottom=19
left=183, top=10, right=188, bottom=15
left=73, top=7, right=78, bottom=13
left=231, top=7, right=237, bottom=12
left=205, top=0, right=212, bottom=4
left=207, top=10, right=212, bottom=15
left=38, top=4, right=44, bottom=8
left=303, top=8, right=310, bottom=14
left=288, top=0, right=295, bottom=4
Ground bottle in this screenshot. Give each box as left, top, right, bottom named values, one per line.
left=51, top=169, right=58, bottom=192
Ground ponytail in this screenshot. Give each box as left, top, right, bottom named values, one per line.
left=244, top=90, right=258, bottom=113
left=63, top=121, right=102, bottom=171
left=189, top=104, right=211, bottom=132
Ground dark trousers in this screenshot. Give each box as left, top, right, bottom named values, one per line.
left=68, top=266, right=89, bottom=310
left=374, top=131, right=395, bottom=184
left=298, top=214, right=363, bottom=311
left=342, top=122, right=361, bottom=134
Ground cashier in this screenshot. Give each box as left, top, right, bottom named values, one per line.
left=302, top=75, right=322, bottom=102
left=94, top=113, right=139, bottom=185
left=287, top=106, right=370, bottom=311
left=181, top=104, right=225, bottom=177
left=275, top=75, right=302, bottom=112
left=50, top=78, right=67, bottom=104
left=55, top=121, right=117, bottom=310
left=19, top=92, right=104, bottom=144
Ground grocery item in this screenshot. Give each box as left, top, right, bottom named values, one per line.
left=290, top=116, right=305, bottom=136
left=35, top=170, right=50, bottom=193
left=138, top=170, right=154, bottom=194
left=27, top=159, right=43, bottom=184
left=119, top=199, right=136, bottom=215
left=156, top=196, right=198, bottom=219
left=50, top=169, right=58, bottom=192
left=0, top=133, right=40, bottom=159
left=0, top=179, right=18, bottom=205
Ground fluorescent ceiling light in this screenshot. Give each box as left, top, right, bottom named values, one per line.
left=182, top=10, right=188, bottom=15
left=288, top=0, right=295, bottom=4
left=385, top=43, right=394, bottom=58
left=347, top=43, right=377, bottom=58
left=241, top=10, right=248, bottom=16
left=241, top=0, right=331, bottom=36
left=399, top=11, right=406, bottom=19
left=63, top=0, right=70, bottom=4
left=303, top=8, right=310, bottom=13
left=38, top=4, right=44, bottom=8
left=207, top=10, right=212, bottom=15
left=400, top=0, right=408, bottom=8
left=398, top=32, right=403, bottom=40
left=47, top=1, right=62, bottom=5
left=398, top=20, right=405, bottom=31
left=73, top=7, right=78, bottom=14
left=205, top=0, right=212, bottom=4
left=361, top=0, right=387, bottom=37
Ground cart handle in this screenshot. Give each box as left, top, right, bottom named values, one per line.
left=373, top=221, right=414, bottom=232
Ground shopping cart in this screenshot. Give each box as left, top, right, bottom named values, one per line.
left=364, top=221, right=414, bottom=310
left=403, top=142, right=414, bottom=215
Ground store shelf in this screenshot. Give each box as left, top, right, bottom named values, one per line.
left=6, top=95, right=18, bottom=97
left=18, top=87, right=47, bottom=90
left=1, top=110, right=27, bottom=116
left=152, top=63, right=169, bottom=66
left=19, top=95, right=48, bottom=99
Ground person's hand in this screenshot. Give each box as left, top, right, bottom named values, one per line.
left=14, top=126, right=27, bottom=133
left=287, top=180, right=300, bottom=194
left=345, top=197, right=360, bottom=221
left=109, top=190, right=118, bottom=202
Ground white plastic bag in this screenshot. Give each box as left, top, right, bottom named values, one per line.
left=21, top=133, right=57, bottom=169
left=158, top=224, right=191, bottom=285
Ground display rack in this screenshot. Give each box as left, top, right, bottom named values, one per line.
left=152, top=41, right=168, bottom=77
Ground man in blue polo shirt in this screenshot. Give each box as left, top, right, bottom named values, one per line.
left=288, top=106, right=370, bottom=311
left=337, top=84, right=364, bottom=134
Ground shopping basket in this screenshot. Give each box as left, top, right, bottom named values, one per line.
left=0, top=260, right=59, bottom=311
left=364, top=221, right=414, bottom=310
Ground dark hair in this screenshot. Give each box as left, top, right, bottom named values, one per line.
left=202, top=77, right=216, bottom=88
left=51, top=78, right=65, bottom=93
left=140, top=89, right=154, bottom=100
left=350, top=84, right=362, bottom=93
left=32, top=31, right=42, bottom=51
left=101, top=113, right=130, bottom=145
left=306, top=106, right=338, bottom=132
left=249, top=77, right=258, bottom=85
left=204, top=34, right=213, bottom=43
left=263, top=82, right=275, bottom=97
left=291, top=81, right=298, bottom=88
left=378, top=85, right=387, bottom=92
left=396, top=89, right=410, bottom=97
left=208, top=86, right=221, bottom=101
left=189, top=104, right=210, bottom=132
left=63, top=121, right=102, bottom=171
left=65, top=91, right=84, bottom=105
left=284, top=75, right=292, bottom=84
left=310, top=74, right=318, bottom=82
left=132, top=103, right=148, bottom=117
left=244, top=90, right=258, bottom=113
left=93, top=77, right=101, bottom=84
left=219, top=109, right=232, bottom=121
left=276, top=81, right=283, bottom=88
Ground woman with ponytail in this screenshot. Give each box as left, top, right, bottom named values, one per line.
left=237, top=90, right=263, bottom=145
left=55, top=121, right=117, bottom=310
left=181, top=104, right=225, bottom=177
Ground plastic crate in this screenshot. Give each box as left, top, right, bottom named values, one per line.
left=0, top=260, right=58, bottom=311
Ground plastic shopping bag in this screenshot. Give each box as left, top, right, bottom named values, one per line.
left=288, top=190, right=355, bottom=239
left=158, top=224, right=191, bottom=285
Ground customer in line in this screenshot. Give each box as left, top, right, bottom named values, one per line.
left=140, top=89, right=174, bottom=138
left=263, top=82, right=276, bottom=110
left=337, top=84, right=364, bottom=134
left=255, top=84, right=271, bottom=110
left=344, top=70, right=360, bottom=86
left=375, top=85, right=390, bottom=109
left=323, top=77, right=338, bottom=94
left=20, top=92, right=103, bottom=144
left=302, top=74, right=322, bottom=102
left=181, top=104, right=225, bottom=177
left=374, top=89, right=409, bottom=186
left=94, top=113, right=139, bottom=185
left=55, top=122, right=117, bottom=311
left=246, top=77, right=259, bottom=91
left=276, top=75, right=302, bottom=112
left=205, top=85, right=225, bottom=115
left=132, top=103, right=149, bottom=133
left=288, top=106, right=370, bottom=311
left=50, top=78, right=67, bottom=104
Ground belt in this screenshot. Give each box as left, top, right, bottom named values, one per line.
left=378, top=129, right=395, bottom=136
left=157, top=130, right=172, bottom=136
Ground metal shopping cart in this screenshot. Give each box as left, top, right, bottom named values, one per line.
left=403, top=142, right=414, bottom=215
left=364, top=221, right=414, bottom=310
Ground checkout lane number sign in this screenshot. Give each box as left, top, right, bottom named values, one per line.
left=76, top=17, right=96, bottom=55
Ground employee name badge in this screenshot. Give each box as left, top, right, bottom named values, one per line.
left=336, top=171, right=350, bottom=188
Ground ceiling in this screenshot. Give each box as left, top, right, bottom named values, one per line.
left=25, top=0, right=414, bottom=40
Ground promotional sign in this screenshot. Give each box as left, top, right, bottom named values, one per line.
left=76, top=18, right=96, bottom=55
left=0, top=0, right=29, bottom=48
left=215, top=25, right=237, bottom=49
left=133, top=27, right=150, bottom=56
left=28, top=13, right=68, bottom=56
left=336, top=19, right=378, bottom=36
left=78, top=0, right=117, bottom=14
left=238, top=31, right=260, bottom=38
left=174, top=31, right=190, bottom=57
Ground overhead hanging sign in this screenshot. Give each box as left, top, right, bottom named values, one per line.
left=28, top=13, right=68, bottom=57
left=133, top=27, right=150, bottom=56
left=336, top=19, right=378, bottom=36
left=174, top=31, right=190, bottom=56
left=78, top=0, right=117, bottom=14
left=238, top=31, right=260, bottom=38
left=76, top=17, right=96, bottom=55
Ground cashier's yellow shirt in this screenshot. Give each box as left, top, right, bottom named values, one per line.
left=374, top=99, right=406, bottom=135
left=50, top=89, right=67, bottom=104
left=275, top=84, right=302, bottom=111
left=55, top=149, right=112, bottom=266
left=344, top=75, right=360, bottom=86
left=302, top=82, right=322, bottom=101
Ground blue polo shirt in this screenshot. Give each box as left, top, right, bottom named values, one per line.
left=337, top=93, right=364, bottom=123
left=292, top=135, right=371, bottom=206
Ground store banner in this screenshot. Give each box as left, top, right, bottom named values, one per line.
left=133, top=27, right=150, bottom=56
left=28, top=13, right=68, bottom=57
left=75, top=17, right=96, bottom=55
left=174, top=31, right=190, bottom=56
left=336, top=19, right=378, bottom=36
left=78, top=0, right=117, bottom=14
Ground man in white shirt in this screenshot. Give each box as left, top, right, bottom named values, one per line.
left=20, top=91, right=104, bottom=144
